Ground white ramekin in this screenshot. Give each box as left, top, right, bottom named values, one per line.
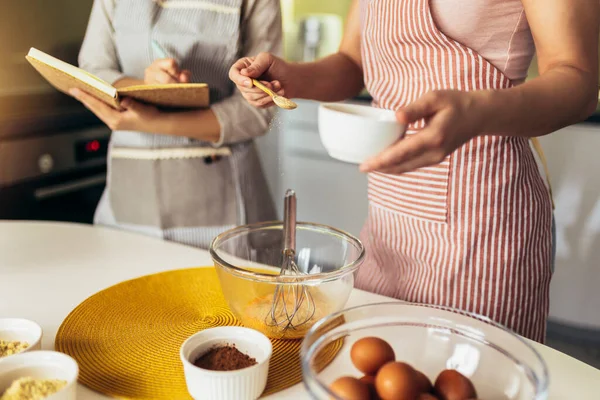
left=0, top=318, right=43, bottom=355
left=319, top=102, right=406, bottom=164
left=180, top=326, right=272, bottom=400
left=0, top=350, right=79, bottom=400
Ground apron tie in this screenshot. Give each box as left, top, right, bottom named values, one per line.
left=530, top=137, right=555, bottom=210
left=110, top=146, right=232, bottom=160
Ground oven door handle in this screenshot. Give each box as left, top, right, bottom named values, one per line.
left=34, top=174, right=106, bottom=200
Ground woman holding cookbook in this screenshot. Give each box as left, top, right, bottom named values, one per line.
left=70, top=0, right=282, bottom=249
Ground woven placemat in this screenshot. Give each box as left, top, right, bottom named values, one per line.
left=55, top=268, right=341, bottom=399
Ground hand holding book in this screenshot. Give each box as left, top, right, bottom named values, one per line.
left=67, top=54, right=192, bottom=131
left=69, top=87, right=160, bottom=132
left=26, top=48, right=209, bottom=109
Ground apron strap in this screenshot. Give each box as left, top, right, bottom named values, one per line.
left=530, top=137, right=555, bottom=210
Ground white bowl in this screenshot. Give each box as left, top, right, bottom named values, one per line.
left=0, top=351, right=78, bottom=400
left=180, top=326, right=272, bottom=400
left=318, top=102, right=406, bottom=164
left=0, top=318, right=43, bottom=356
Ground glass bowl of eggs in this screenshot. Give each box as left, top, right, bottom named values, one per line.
left=301, top=302, right=549, bottom=400
left=210, top=221, right=365, bottom=340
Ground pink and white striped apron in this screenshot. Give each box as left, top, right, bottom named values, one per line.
left=356, top=0, right=553, bottom=342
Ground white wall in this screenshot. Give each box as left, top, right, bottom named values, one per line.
left=540, top=124, right=600, bottom=328
left=255, top=114, right=283, bottom=206
left=256, top=100, right=368, bottom=237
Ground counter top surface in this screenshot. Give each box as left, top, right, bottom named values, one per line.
left=1, top=221, right=598, bottom=399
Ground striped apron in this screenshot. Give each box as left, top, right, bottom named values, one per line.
left=356, top=0, right=553, bottom=342
left=93, top=0, right=276, bottom=249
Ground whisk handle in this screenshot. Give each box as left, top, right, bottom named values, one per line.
left=283, top=189, right=296, bottom=252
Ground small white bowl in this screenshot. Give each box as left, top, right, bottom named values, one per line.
left=0, top=318, right=43, bottom=356
left=180, top=326, right=272, bottom=400
left=318, top=102, right=406, bottom=164
left=0, top=351, right=78, bottom=400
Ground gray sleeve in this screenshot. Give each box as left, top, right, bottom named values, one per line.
left=78, top=0, right=125, bottom=85
left=211, top=0, right=282, bottom=147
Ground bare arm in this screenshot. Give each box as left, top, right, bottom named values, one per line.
left=477, top=0, right=599, bottom=136
left=287, top=0, right=364, bottom=101
left=361, top=0, right=599, bottom=174
left=230, top=0, right=364, bottom=106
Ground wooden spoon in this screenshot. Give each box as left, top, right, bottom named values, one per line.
left=252, top=79, right=297, bottom=110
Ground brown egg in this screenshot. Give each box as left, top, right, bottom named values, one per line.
left=414, top=370, right=433, bottom=393
left=351, top=337, right=396, bottom=375
left=434, top=370, right=477, bottom=400
left=375, top=362, right=419, bottom=400
left=359, top=375, right=380, bottom=399
left=418, top=394, right=439, bottom=400
left=360, top=375, right=376, bottom=385
left=330, top=376, right=371, bottom=400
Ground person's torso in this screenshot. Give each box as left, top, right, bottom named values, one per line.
left=112, top=0, right=243, bottom=103
left=110, top=0, right=243, bottom=148
left=360, top=0, right=533, bottom=110
left=430, top=0, right=534, bottom=83
left=98, top=0, right=261, bottom=236
left=359, top=0, right=550, bottom=222
left=355, top=2, right=552, bottom=341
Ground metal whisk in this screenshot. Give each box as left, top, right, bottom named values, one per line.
left=266, top=189, right=316, bottom=333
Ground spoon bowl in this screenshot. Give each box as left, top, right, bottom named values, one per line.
left=252, top=79, right=297, bottom=110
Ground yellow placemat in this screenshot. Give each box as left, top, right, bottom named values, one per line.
left=55, top=267, right=341, bottom=399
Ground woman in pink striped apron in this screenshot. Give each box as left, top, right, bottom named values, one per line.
left=230, top=0, right=598, bottom=342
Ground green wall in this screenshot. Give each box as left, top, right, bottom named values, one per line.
left=294, top=0, right=352, bottom=21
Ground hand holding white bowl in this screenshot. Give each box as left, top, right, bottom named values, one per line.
left=318, top=103, right=406, bottom=165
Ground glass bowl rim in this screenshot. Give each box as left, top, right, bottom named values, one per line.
left=300, top=301, right=550, bottom=399
left=209, top=220, right=366, bottom=284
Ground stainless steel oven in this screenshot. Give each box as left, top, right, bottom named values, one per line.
left=0, top=108, right=110, bottom=224
left=0, top=0, right=108, bottom=224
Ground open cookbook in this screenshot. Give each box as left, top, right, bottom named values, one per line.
left=25, top=47, right=209, bottom=109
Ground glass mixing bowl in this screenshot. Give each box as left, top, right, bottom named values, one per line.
left=209, top=221, right=365, bottom=340
left=301, top=302, right=549, bottom=400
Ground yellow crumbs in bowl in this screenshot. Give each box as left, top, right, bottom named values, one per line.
left=0, top=340, right=29, bottom=358
left=243, top=289, right=333, bottom=340
left=1, top=377, right=67, bottom=400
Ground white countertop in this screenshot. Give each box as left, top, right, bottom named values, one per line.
left=1, top=221, right=599, bottom=399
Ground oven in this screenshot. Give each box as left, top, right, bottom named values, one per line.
left=0, top=104, right=110, bottom=224
left=0, top=0, right=109, bottom=224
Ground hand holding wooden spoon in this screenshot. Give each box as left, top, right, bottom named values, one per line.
left=251, top=79, right=297, bottom=110
left=229, top=53, right=296, bottom=109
